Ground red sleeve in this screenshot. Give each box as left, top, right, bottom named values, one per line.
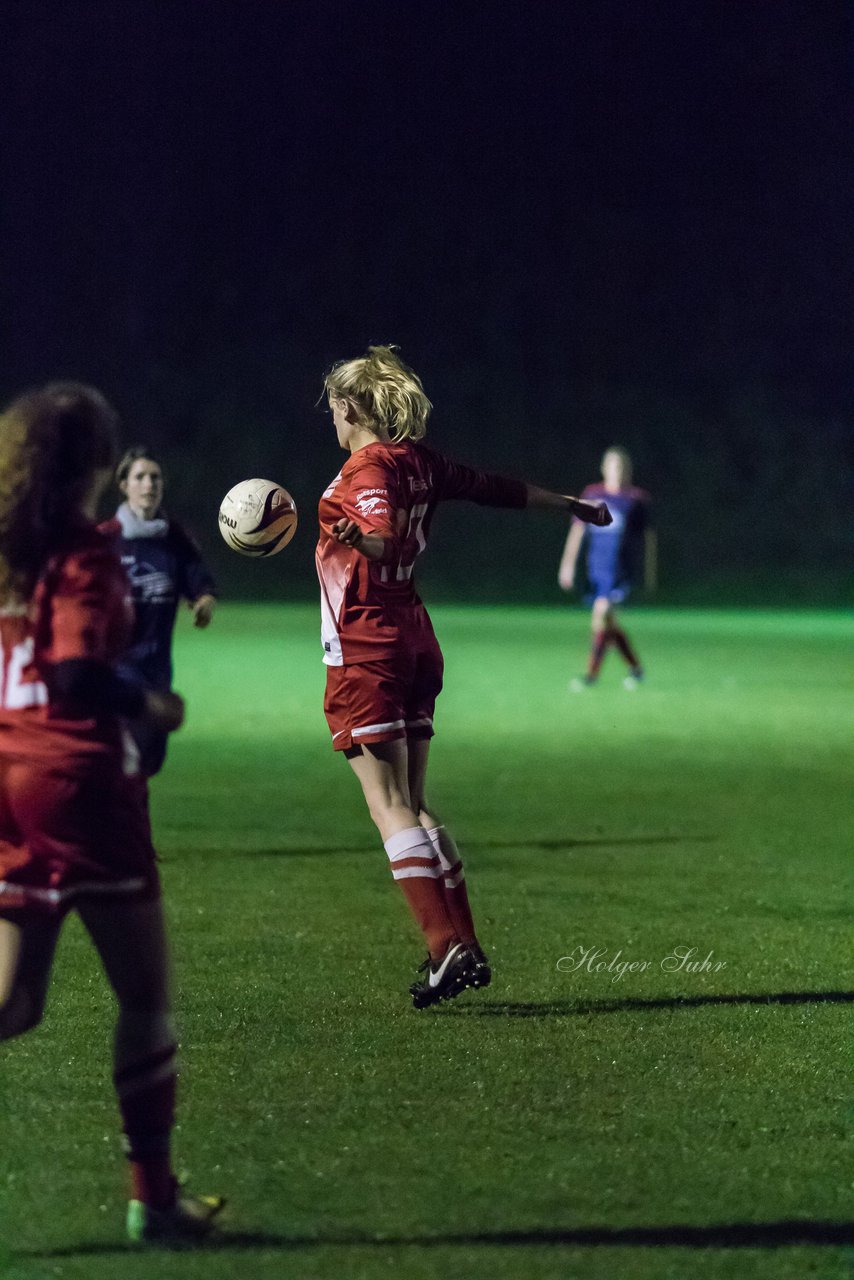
left=427, top=448, right=528, bottom=508
left=342, top=457, right=403, bottom=562
left=42, top=545, right=130, bottom=664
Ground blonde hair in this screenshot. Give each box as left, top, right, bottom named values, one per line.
left=0, top=382, right=118, bottom=603
left=323, top=345, right=432, bottom=442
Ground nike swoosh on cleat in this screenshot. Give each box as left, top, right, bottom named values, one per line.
left=428, top=943, right=464, bottom=988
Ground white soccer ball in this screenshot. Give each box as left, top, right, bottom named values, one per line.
left=218, top=478, right=298, bottom=557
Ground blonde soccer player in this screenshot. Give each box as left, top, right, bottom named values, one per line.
left=316, top=345, right=611, bottom=1007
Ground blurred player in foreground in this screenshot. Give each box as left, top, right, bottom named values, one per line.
left=558, top=446, right=655, bottom=690
left=0, top=385, right=223, bottom=1244
left=102, top=447, right=217, bottom=777
left=317, top=345, right=611, bottom=1008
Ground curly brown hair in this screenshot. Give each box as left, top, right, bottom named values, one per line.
left=0, top=382, right=119, bottom=602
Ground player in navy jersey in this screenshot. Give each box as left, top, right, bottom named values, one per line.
left=558, top=446, right=655, bottom=689
left=318, top=346, right=611, bottom=1007
left=0, top=385, right=222, bottom=1243
left=101, top=448, right=217, bottom=776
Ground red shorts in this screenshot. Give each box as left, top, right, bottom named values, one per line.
left=324, top=643, right=444, bottom=752
left=0, top=756, right=160, bottom=919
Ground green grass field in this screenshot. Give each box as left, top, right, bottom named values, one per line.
left=3, top=604, right=852, bottom=1280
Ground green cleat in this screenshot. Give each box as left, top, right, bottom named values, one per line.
left=126, top=1192, right=225, bottom=1245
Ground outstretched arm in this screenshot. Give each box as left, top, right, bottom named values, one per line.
left=525, top=484, right=612, bottom=526
left=333, top=484, right=611, bottom=561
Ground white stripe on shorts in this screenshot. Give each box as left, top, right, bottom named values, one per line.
left=0, top=877, right=148, bottom=908
left=352, top=719, right=406, bottom=739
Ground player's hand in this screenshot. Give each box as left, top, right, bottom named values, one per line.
left=191, top=593, right=216, bottom=628
left=558, top=567, right=575, bottom=592
left=144, top=690, right=185, bottom=733
left=568, top=497, right=612, bottom=526
left=332, top=518, right=365, bottom=548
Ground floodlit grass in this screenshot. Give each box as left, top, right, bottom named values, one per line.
left=3, top=604, right=853, bottom=1280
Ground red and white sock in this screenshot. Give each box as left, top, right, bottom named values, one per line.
left=115, top=1035, right=178, bottom=1210
left=424, top=825, right=478, bottom=947
left=384, top=827, right=457, bottom=961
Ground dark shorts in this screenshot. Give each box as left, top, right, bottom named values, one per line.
left=0, top=756, right=159, bottom=919
left=116, top=665, right=171, bottom=777
left=585, top=576, right=632, bottom=605
left=324, top=643, right=444, bottom=752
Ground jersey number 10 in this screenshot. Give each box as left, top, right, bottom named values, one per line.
left=379, top=504, right=429, bottom=583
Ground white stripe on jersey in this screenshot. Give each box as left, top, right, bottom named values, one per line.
left=317, top=550, right=348, bottom=666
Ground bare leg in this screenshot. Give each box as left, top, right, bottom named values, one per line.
left=345, top=738, right=417, bottom=840
left=0, top=915, right=62, bottom=1040
left=585, top=596, right=613, bottom=680
left=78, top=895, right=174, bottom=1069
left=346, top=741, right=456, bottom=960
left=78, top=895, right=178, bottom=1209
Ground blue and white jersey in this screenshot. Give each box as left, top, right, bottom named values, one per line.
left=577, top=484, right=650, bottom=599
left=100, top=505, right=217, bottom=688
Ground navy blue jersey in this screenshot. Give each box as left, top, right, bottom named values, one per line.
left=578, top=484, right=650, bottom=599
left=100, top=507, right=217, bottom=688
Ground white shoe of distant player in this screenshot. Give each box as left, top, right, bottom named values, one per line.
left=569, top=675, right=596, bottom=693
left=623, top=668, right=644, bottom=691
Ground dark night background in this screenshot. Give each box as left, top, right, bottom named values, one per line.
left=1, top=0, right=851, bottom=603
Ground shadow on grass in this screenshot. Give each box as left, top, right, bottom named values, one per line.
left=228, top=833, right=714, bottom=859
left=445, top=990, right=854, bottom=1017
left=20, top=1218, right=854, bottom=1257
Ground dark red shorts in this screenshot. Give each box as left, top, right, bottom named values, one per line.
left=0, top=756, right=160, bottom=919
left=324, top=643, right=444, bottom=752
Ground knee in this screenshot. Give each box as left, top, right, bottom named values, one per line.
left=364, top=787, right=410, bottom=831
left=592, top=603, right=611, bottom=631
left=416, top=804, right=436, bottom=829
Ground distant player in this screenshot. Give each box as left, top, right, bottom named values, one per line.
left=0, top=385, right=222, bottom=1243
left=317, top=345, right=611, bottom=1007
left=101, top=447, right=217, bottom=777
left=558, top=446, right=655, bottom=689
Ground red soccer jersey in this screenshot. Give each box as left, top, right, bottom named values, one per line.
left=0, top=524, right=135, bottom=766
left=316, top=441, right=527, bottom=665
